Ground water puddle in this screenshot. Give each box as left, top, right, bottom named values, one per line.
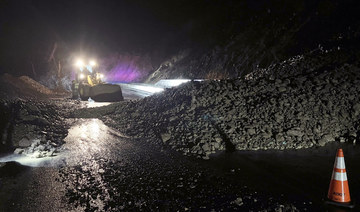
left=0, top=119, right=124, bottom=167
left=0, top=153, right=59, bottom=167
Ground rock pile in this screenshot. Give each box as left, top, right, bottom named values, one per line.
left=14, top=138, right=58, bottom=158
left=18, top=76, right=53, bottom=95
left=0, top=74, right=69, bottom=100
left=74, top=48, right=360, bottom=159
left=0, top=99, right=78, bottom=154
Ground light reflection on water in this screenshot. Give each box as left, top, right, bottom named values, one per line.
left=0, top=153, right=59, bottom=167
left=0, top=119, right=115, bottom=167
left=63, top=119, right=106, bottom=158
left=86, top=102, right=112, bottom=108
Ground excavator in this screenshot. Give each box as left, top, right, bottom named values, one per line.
left=71, top=59, right=124, bottom=102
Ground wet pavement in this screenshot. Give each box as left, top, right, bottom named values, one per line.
left=210, top=142, right=360, bottom=211
left=118, top=83, right=164, bottom=100
left=1, top=118, right=359, bottom=211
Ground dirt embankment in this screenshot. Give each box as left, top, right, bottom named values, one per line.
left=73, top=46, right=360, bottom=159
left=0, top=74, right=69, bottom=100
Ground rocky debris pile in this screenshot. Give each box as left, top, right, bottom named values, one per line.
left=0, top=74, right=69, bottom=100
left=245, top=47, right=360, bottom=81
left=18, top=76, right=53, bottom=95
left=13, top=138, right=58, bottom=158
left=74, top=48, right=360, bottom=159
left=0, top=99, right=79, bottom=154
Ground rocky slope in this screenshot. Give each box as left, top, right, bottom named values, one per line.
left=74, top=46, right=360, bottom=159
left=145, top=0, right=360, bottom=82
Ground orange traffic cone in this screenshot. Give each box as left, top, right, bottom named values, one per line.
left=325, top=148, right=354, bottom=208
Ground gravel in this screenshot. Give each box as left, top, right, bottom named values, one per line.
left=0, top=99, right=83, bottom=154
left=73, top=47, right=360, bottom=159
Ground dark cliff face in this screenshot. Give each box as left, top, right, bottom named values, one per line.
left=145, top=0, right=360, bottom=82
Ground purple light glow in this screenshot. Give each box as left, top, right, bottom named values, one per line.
left=100, top=53, right=153, bottom=83
left=106, top=62, right=141, bottom=83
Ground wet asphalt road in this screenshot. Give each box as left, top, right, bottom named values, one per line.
left=1, top=118, right=360, bottom=211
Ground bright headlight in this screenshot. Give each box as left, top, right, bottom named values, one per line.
left=79, top=73, right=85, bottom=79
left=89, top=60, right=96, bottom=66
left=96, top=73, right=104, bottom=80
left=76, top=59, right=84, bottom=68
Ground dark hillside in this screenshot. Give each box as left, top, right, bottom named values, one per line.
left=145, top=0, right=360, bottom=82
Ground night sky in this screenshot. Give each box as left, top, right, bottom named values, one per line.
left=0, top=0, right=213, bottom=77
left=1, top=0, right=359, bottom=79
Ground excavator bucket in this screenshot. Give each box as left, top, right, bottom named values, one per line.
left=90, top=83, right=124, bottom=102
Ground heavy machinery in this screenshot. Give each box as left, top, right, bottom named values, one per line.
left=71, top=59, right=124, bottom=102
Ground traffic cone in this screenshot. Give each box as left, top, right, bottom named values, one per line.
left=325, top=148, right=355, bottom=208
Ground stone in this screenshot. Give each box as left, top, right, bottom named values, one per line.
left=275, top=134, right=284, bottom=142
left=318, top=139, right=326, bottom=146
left=352, top=103, right=360, bottom=117
left=12, top=124, right=37, bottom=147
left=286, top=129, right=304, bottom=137
left=202, top=143, right=211, bottom=152
left=202, top=155, right=210, bottom=160
left=27, top=104, right=39, bottom=113
left=231, top=197, right=244, bottom=206
left=14, top=148, right=24, bottom=154
left=275, top=79, right=282, bottom=85
left=349, top=131, right=357, bottom=138
left=16, top=137, right=31, bottom=148
left=274, top=113, right=283, bottom=123
left=247, top=128, right=256, bottom=135
left=169, top=116, right=177, bottom=122
left=260, top=132, right=272, bottom=139
left=161, top=133, right=171, bottom=143
left=215, top=137, right=222, bottom=143
left=278, top=86, right=287, bottom=92
left=33, top=152, right=41, bottom=158
left=318, top=134, right=334, bottom=146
